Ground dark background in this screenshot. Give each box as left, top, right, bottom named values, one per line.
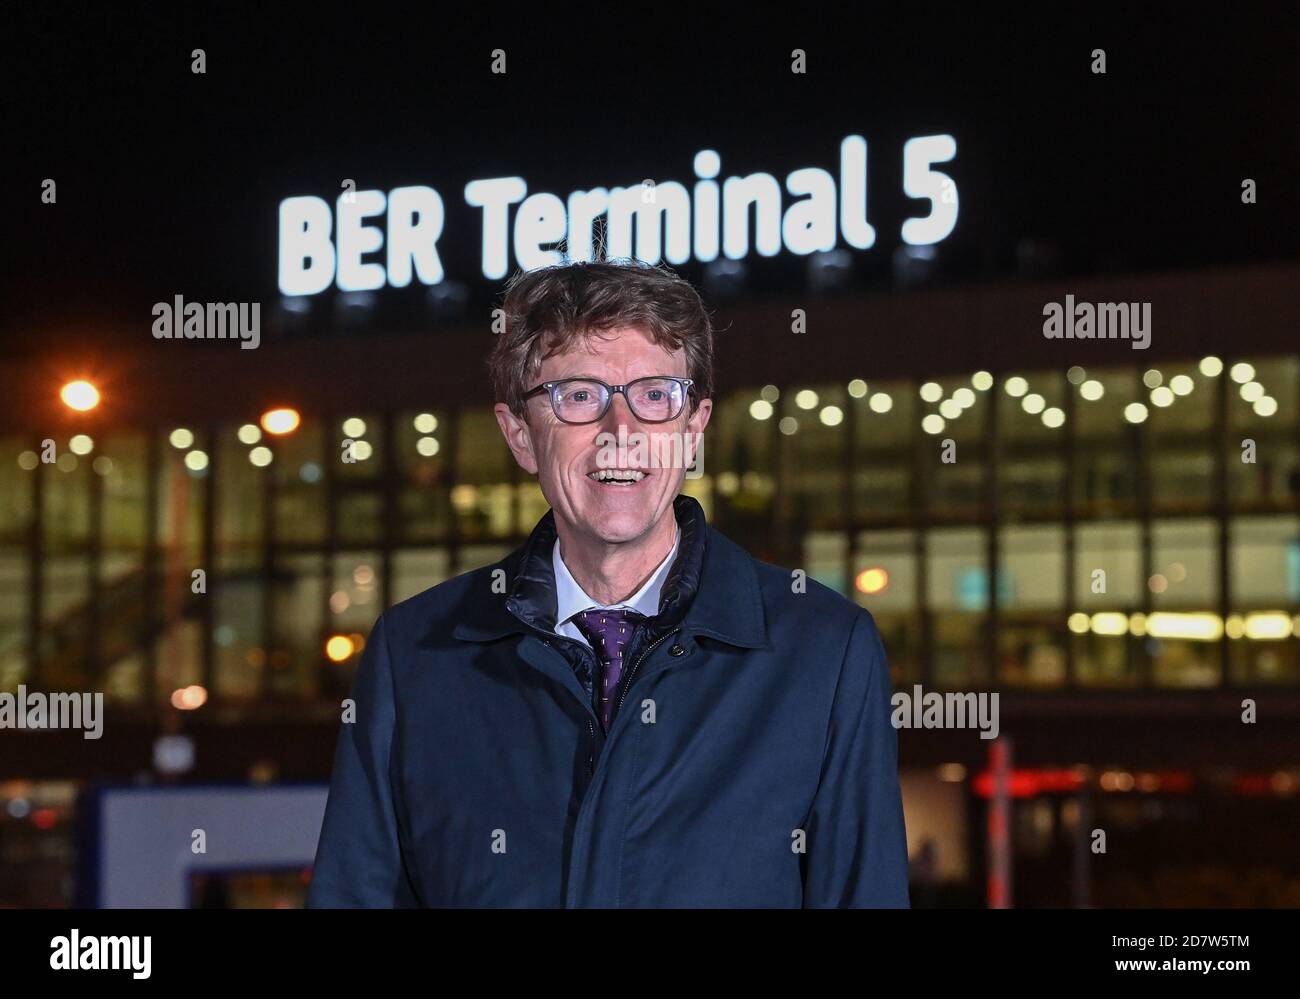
left=4, top=3, right=1299, bottom=349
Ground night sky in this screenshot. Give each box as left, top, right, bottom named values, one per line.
left=6, top=4, right=1299, bottom=353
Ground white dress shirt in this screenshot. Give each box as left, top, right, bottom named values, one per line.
left=553, top=527, right=681, bottom=649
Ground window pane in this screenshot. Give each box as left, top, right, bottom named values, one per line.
left=852, top=378, right=912, bottom=520
left=1228, top=356, right=1299, bottom=509
left=336, top=415, right=383, bottom=545
left=337, top=491, right=383, bottom=545
left=214, top=566, right=263, bottom=700
left=1149, top=519, right=1220, bottom=688
left=217, top=428, right=263, bottom=554
left=272, top=420, right=326, bottom=545
left=41, top=438, right=93, bottom=691
left=1073, top=369, right=1141, bottom=516
left=330, top=552, right=381, bottom=636
left=155, top=426, right=207, bottom=707
left=999, top=525, right=1067, bottom=687
left=516, top=480, right=550, bottom=534
left=455, top=410, right=513, bottom=541
left=1151, top=519, right=1217, bottom=609
left=1147, top=361, right=1215, bottom=513
left=154, top=619, right=203, bottom=706
left=1073, top=522, right=1141, bottom=687
left=458, top=544, right=511, bottom=573
left=99, top=432, right=147, bottom=703
left=782, top=383, right=845, bottom=531
left=927, top=527, right=989, bottom=687
left=270, top=553, right=325, bottom=699
left=804, top=530, right=847, bottom=595
left=1229, top=516, right=1300, bottom=684
left=1002, top=525, right=1065, bottom=610
left=679, top=472, right=712, bottom=521
left=1, top=438, right=33, bottom=690
left=335, top=414, right=382, bottom=483
left=855, top=529, right=920, bottom=686
left=924, top=377, right=989, bottom=519
left=1000, top=372, right=1066, bottom=516
left=396, top=410, right=450, bottom=543
left=1077, top=522, right=1142, bottom=607
left=392, top=549, right=452, bottom=604
left=712, top=388, right=776, bottom=558
left=325, top=552, right=381, bottom=700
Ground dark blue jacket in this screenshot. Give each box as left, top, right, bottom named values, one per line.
left=306, top=495, right=910, bottom=907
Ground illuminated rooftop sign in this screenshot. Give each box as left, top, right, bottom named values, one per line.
left=277, top=134, right=958, bottom=296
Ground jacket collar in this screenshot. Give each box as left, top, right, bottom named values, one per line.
left=452, top=494, right=765, bottom=649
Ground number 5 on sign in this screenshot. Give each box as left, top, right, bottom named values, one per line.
left=902, top=135, right=959, bottom=245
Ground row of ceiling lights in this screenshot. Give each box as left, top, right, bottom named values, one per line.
left=747, top=356, right=1284, bottom=436
left=34, top=404, right=444, bottom=473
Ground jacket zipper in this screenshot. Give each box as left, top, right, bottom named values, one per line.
left=615, top=628, right=680, bottom=716
left=550, top=629, right=678, bottom=776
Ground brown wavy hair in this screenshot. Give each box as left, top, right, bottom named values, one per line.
left=489, top=258, right=714, bottom=420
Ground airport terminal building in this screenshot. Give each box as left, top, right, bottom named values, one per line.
left=2, top=160, right=1298, bottom=905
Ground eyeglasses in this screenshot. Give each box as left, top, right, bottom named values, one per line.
left=522, top=376, right=695, bottom=425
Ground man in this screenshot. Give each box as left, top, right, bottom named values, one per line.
left=307, top=259, right=909, bottom=907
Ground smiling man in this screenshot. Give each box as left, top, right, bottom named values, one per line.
left=306, top=259, right=909, bottom=908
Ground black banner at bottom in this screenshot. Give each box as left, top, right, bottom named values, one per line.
left=0, top=908, right=1282, bottom=985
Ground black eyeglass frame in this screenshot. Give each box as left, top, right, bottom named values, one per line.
left=522, top=376, right=696, bottom=425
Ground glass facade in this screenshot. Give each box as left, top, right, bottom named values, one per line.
left=3, top=355, right=1299, bottom=711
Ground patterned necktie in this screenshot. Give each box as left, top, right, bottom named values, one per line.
left=573, top=608, right=646, bottom=732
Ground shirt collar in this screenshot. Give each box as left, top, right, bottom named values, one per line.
left=553, top=526, right=681, bottom=630
left=451, top=494, right=766, bottom=649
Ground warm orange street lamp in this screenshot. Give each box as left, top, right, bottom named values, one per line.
left=325, top=635, right=355, bottom=662
left=60, top=380, right=100, bottom=412
left=855, top=567, right=889, bottom=595
left=260, top=407, right=301, bottom=435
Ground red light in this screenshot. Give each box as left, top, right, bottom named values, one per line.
left=1233, top=774, right=1276, bottom=797
left=1155, top=771, right=1194, bottom=793
left=32, top=808, right=58, bottom=830
left=973, top=768, right=1085, bottom=799
left=972, top=768, right=1192, bottom=798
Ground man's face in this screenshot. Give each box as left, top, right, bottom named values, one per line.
left=495, top=326, right=711, bottom=547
